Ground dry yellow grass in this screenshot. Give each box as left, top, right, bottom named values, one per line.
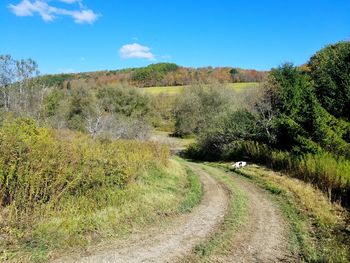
left=245, top=165, right=342, bottom=226
left=229, top=164, right=350, bottom=262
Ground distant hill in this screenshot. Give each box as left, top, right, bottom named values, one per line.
left=39, top=63, right=267, bottom=89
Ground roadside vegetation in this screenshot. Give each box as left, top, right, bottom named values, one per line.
left=183, top=41, right=350, bottom=207
left=221, top=164, right=350, bottom=262
left=0, top=118, right=202, bottom=261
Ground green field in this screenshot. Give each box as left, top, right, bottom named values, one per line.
left=141, top=82, right=260, bottom=95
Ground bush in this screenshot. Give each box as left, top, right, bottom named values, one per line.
left=66, top=86, right=94, bottom=131
left=174, top=83, right=237, bottom=136
left=0, top=118, right=169, bottom=222
left=189, top=109, right=262, bottom=160
left=97, top=84, right=153, bottom=119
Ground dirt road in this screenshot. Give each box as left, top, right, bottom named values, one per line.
left=203, top=165, right=295, bottom=262
left=55, top=163, right=293, bottom=263
left=55, top=163, right=228, bottom=263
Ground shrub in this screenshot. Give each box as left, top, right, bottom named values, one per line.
left=42, top=89, right=64, bottom=117
left=97, top=84, right=153, bottom=119
left=0, top=118, right=169, bottom=222
left=190, top=109, right=262, bottom=160
left=66, top=86, right=94, bottom=131
left=174, top=83, right=237, bottom=136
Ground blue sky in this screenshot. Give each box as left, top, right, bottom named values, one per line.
left=1, top=0, right=349, bottom=74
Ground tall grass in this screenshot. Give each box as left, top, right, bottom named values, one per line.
left=1, top=158, right=202, bottom=262
left=242, top=141, right=350, bottom=206
left=0, top=118, right=169, bottom=223
left=0, top=118, right=178, bottom=261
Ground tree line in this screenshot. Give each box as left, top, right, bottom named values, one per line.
left=40, top=63, right=267, bottom=89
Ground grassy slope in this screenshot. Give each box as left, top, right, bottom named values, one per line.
left=1, top=159, right=202, bottom=263
left=140, top=82, right=260, bottom=95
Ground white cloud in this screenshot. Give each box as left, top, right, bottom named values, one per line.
left=71, top=9, right=98, bottom=24
left=119, top=43, right=155, bottom=60
left=9, top=0, right=55, bottom=21
left=8, top=0, right=99, bottom=24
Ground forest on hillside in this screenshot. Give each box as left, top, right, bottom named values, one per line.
left=39, top=63, right=267, bottom=89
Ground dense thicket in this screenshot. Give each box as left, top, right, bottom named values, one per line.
left=0, top=118, right=169, bottom=222
left=174, top=84, right=235, bottom=136
left=173, top=83, right=256, bottom=136
left=265, top=64, right=350, bottom=157
left=97, top=85, right=153, bottom=118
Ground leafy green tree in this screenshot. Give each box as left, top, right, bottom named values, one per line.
left=66, top=86, right=94, bottom=131
left=43, top=89, right=64, bottom=117
left=308, top=41, right=350, bottom=120
left=97, top=84, right=153, bottom=119
left=174, top=83, right=236, bottom=136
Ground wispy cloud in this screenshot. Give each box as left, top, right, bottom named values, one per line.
left=8, top=0, right=100, bottom=24
left=119, top=43, right=155, bottom=60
